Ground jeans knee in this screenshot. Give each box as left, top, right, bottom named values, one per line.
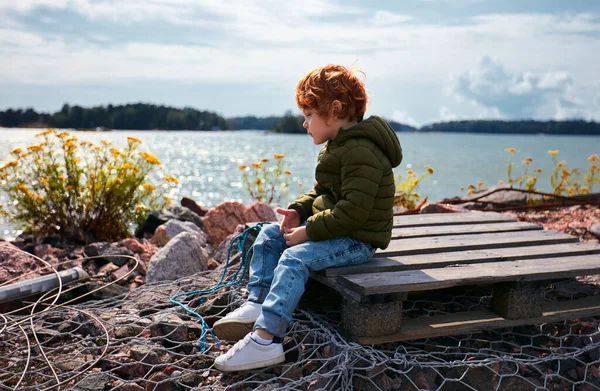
left=257, top=223, right=283, bottom=242
left=280, top=250, right=309, bottom=277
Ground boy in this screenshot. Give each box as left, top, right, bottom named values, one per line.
left=213, top=64, right=402, bottom=371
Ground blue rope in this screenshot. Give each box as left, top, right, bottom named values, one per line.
left=169, top=222, right=269, bottom=352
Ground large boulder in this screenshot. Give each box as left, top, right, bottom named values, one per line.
left=244, top=202, right=277, bottom=223
left=146, top=232, right=209, bottom=283
left=0, top=241, right=46, bottom=284
left=202, top=201, right=247, bottom=245
left=202, top=201, right=276, bottom=246
left=151, top=219, right=207, bottom=247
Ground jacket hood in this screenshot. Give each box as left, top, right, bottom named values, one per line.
left=332, top=115, right=403, bottom=167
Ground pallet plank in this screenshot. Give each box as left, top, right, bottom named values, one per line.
left=380, top=230, right=579, bottom=257
left=350, top=296, right=600, bottom=344
left=392, top=221, right=541, bottom=239
left=393, top=212, right=515, bottom=228
left=339, top=254, right=600, bottom=295
left=321, top=242, right=600, bottom=277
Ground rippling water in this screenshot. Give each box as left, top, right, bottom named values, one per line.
left=1, top=128, right=598, bottom=239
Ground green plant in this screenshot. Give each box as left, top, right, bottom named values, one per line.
left=394, top=165, right=434, bottom=210
left=238, top=153, right=293, bottom=204
left=0, top=129, right=177, bottom=242
left=461, top=148, right=599, bottom=199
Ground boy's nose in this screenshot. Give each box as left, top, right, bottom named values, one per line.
left=303, top=121, right=308, bottom=129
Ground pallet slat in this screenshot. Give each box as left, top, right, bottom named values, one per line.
left=339, top=254, right=600, bottom=295
left=321, top=242, right=600, bottom=277
left=350, top=296, right=600, bottom=345
left=392, top=221, right=541, bottom=239
left=393, top=212, right=515, bottom=228
left=380, top=229, right=578, bottom=257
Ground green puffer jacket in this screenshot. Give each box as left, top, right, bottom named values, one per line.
left=288, top=115, right=402, bottom=249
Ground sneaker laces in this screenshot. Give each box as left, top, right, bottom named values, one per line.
left=223, top=333, right=253, bottom=359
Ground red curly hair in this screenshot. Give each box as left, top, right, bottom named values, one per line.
left=295, top=64, right=368, bottom=122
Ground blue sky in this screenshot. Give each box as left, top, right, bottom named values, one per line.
left=1, top=0, right=599, bottom=126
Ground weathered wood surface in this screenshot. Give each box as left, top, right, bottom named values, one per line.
left=339, top=254, right=600, bottom=295
left=391, top=221, right=542, bottom=239
left=381, top=229, right=578, bottom=257
left=392, top=212, right=515, bottom=228
left=351, top=296, right=600, bottom=345
left=320, top=242, right=600, bottom=277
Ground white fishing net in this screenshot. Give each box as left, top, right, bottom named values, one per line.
left=1, top=243, right=599, bottom=391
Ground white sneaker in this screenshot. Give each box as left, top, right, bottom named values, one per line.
left=214, top=333, right=285, bottom=371
left=212, top=301, right=262, bottom=341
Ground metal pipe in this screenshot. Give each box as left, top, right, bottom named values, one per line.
left=0, top=267, right=90, bottom=304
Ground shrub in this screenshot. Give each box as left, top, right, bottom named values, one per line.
left=462, top=148, right=599, bottom=199
left=0, top=129, right=177, bottom=242
left=238, top=154, right=293, bottom=204
left=394, top=165, right=434, bottom=210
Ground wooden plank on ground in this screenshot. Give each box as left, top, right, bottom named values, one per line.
left=393, top=212, right=515, bottom=228
left=321, top=242, right=600, bottom=277
left=339, top=254, right=600, bottom=295
left=350, top=296, right=600, bottom=344
left=392, top=221, right=541, bottom=239
left=381, top=230, right=579, bottom=257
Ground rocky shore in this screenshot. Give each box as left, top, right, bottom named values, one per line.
left=0, top=197, right=599, bottom=390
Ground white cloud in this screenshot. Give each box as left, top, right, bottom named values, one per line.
left=391, top=110, right=419, bottom=127
left=368, top=11, right=412, bottom=26
left=447, top=56, right=599, bottom=121
left=439, top=106, right=457, bottom=121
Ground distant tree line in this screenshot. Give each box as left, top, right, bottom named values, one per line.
left=0, top=103, right=228, bottom=130
left=1, top=103, right=599, bottom=135
left=421, top=120, right=600, bottom=135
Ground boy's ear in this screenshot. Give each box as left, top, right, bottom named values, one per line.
left=331, top=100, right=342, bottom=118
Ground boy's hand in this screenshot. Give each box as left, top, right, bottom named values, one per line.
left=276, top=208, right=301, bottom=233
left=283, top=226, right=309, bottom=247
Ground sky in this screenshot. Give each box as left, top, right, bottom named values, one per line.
left=1, top=0, right=599, bottom=127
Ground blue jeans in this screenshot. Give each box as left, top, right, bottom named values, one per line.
left=247, top=223, right=376, bottom=338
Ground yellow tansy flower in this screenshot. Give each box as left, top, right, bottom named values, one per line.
left=0, top=161, right=18, bottom=172
left=284, top=169, right=292, bottom=175
left=36, top=128, right=55, bottom=137
left=127, top=137, right=142, bottom=145
left=548, top=150, right=559, bottom=156
left=273, top=154, right=286, bottom=159
left=17, top=184, right=28, bottom=192
left=139, top=152, right=161, bottom=165
left=260, top=158, right=270, bottom=163
left=238, top=164, right=248, bottom=170
left=251, top=162, right=262, bottom=169
left=143, top=183, right=156, bottom=191
left=505, top=148, right=516, bottom=153
left=426, top=166, right=434, bottom=175
left=588, top=154, right=599, bottom=162
left=10, top=148, right=22, bottom=155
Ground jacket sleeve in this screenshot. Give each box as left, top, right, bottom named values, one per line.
left=287, top=182, right=326, bottom=222
left=305, top=145, right=383, bottom=240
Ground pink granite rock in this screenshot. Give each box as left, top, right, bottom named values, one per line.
left=0, top=242, right=44, bottom=284
left=118, top=238, right=146, bottom=253
left=244, top=201, right=277, bottom=223
left=202, top=201, right=247, bottom=245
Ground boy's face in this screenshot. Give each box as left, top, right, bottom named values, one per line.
left=301, top=109, right=337, bottom=145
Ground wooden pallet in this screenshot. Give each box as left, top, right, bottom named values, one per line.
left=309, top=212, right=600, bottom=344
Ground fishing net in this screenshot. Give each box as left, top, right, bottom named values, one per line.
left=1, top=241, right=600, bottom=391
